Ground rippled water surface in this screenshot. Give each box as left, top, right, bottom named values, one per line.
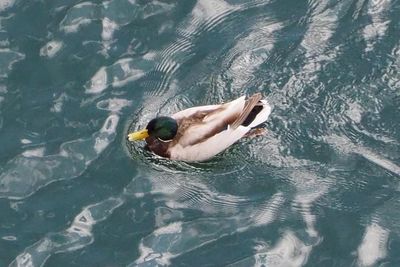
left=0, top=0, right=400, bottom=266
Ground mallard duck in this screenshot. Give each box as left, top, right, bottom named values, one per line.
left=128, top=93, right=272, bottom=162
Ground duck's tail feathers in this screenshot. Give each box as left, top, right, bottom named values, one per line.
left=244, top=99, right=272, bottom=128
left=231, top=93, right=262, bottom=129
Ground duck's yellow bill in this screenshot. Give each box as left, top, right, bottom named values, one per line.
left=128, top=129, right=149, bottom=141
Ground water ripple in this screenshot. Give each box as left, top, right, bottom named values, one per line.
left=0, top=0, right=15, bottom=12
left=2, top=0, right=400, bottom=265
left=228, top=231, right=312, bottom=267
left=131, top=192, right=284, bottom=267
left=60, top=2, right=101, bottom=33
left=363, top=0, right=392, bottom=52
left=0, top=49, right=25, bottom=78
left=357, top=222, right=389, bottom=266
left=0, top=114, right=119, bottom=200
left=10, top=197, right=124, bottom=267
left=39, top=40, right=63, bottom=58
left=85, top=57, right=155, bottom=94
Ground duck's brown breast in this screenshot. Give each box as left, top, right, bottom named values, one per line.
left=145, top=136, right=171, bottom=158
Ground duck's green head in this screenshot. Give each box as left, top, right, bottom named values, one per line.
left=128, top=116, right=178, bottom=142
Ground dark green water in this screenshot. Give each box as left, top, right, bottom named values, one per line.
left=0, top=0, right=400, bottom=266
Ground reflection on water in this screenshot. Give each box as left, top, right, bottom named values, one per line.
left=0, top=113, right=119, bottom=200
left=357, top=222, right=389, bottom=267
left=0, top=0, right=400, bottom=266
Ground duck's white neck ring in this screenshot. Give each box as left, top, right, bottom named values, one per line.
left=157, top=138, right=173, bottom=143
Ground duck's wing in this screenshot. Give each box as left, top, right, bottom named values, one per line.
left=171, top=96, right=246, bottom=147
left=171, top=104, right=222, bottom=120
left=168, top=124, right=250, bottom=161
left=168, top=94, right=271, bottom=162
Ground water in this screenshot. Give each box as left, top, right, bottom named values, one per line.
left=0, top=0, right=399, bottom=266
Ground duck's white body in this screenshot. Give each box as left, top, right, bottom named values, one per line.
left=167, top=94, right=272, bottom=161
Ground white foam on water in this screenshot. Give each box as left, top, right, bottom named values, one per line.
left=85, top=66, right=108, bottom=94
left=0, top=49, right=25, bottom=78
left=85, top=57, right=150, bottom=94
left=35, top=238, right=52, bottom=253
left=141, top=0, right=175, bottom=20
left=357, top=222, right=389, bottom=266
left=252, top=193, right=285, bottom=227
left=135, top=244, right=174, bottom=267
left=383, top=43, right=400, bottom=91
left=96, top=98, right=132, bottom=112
left=142, top=51, right=158, bottom=60
left=363, top=0, right=391, bottom=52
left=191, top=0, right=232, bottom=26
left=154, top=207, right=184, bottom=228
left=101, top=17, right=119, bottom=41
left=67, top=208, right=95, bottom=236
left=133, top=192, right=145, bottom=198
left=133, top=218, right=227, bottom=267
left=111, top=58, right=146, bottom=88
left=101, top=17, right=119, bottom=55
left=0, top=0, right=15, bottom=11
left=325, top=134, right=400, bottom=176
left=230, top=231, right=312, bottom=267
left=302, top=207, right=319, bottom=238
left=102, top=114, right=119, bottom=134
left=50, top=93, right=68, bottom=113
left=353, top=0, right=368, bottom=19
left=2, top=235, right=17, bottom=241
left=61, top=17, right=92, bottom=33
left=153, top=222, right=183, bottom=236
left=69, top=197, right=124, bottom=235
left=20, top=139, right=32, bottom=144
left=358, top=147, right=400, bottom=176
left=22, top=147, right=45, bottom=158
left=345, top=102, right=364, bottom=124
left=39, top=41, right=63, bottom=58
left=94, top=114, right=119, bottom=154
left=13, top=252, right=35, bottom=267
left=59, top=2, right=100, bottom=33
left=253, top=231, right=312, bottom=267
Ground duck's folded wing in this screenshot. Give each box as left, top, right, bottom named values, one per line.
left=172, top=104, right=222, bottom=120
left=172, top=96, right=247, bottom=121
left=168, top=125, right=250, bottom=162
left=174, top=96, right=247, bottom=147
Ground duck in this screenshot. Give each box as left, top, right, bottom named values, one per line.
left=127, top=93, right=272, bottom=162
